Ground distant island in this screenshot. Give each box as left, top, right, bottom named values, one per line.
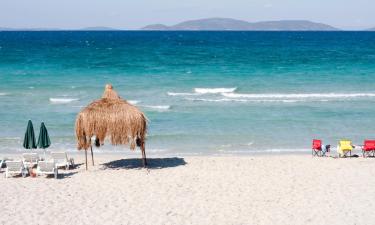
left=142, top=18, right=339, bottom=31
left=1, top=19, right=375, bottom=31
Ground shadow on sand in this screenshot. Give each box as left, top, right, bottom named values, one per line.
left=73, top=163, right=84, bottom=169
left=59, top=171, right=79, bottom=179
left=101, top=157, right=187, bottom=170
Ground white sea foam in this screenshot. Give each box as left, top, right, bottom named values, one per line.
left=185, top=98, right=310, bottom=103
left=261, top=148, right=311, bottom=153
left=220, top=142, right=254, bottom=148
left=186, top=98, right=248, bottom=102
left=49, top=98, right=79, bottom=104
left=0, top=93, right=8, bottom=96
left=127, top=100, right=140, bottom=105
left=147, top=148, right=169, bottom=153
left=222, top=92, right=375, bottom=99
left=142, top=105, right=171, bottom=111
left=217, top=148, right=311, bottom=154
left=194, top=87, right=237, bottom=94
left=186, top=97, right=360, bottom=103
left=0, top=137, right=21, bottom=140
left=168, top=87, right=236, bottom=96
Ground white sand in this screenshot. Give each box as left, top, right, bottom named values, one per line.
left=1, top=154, right=375, bottom=225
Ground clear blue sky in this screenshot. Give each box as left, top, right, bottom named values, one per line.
left=0, top=0, right=374, bottom=30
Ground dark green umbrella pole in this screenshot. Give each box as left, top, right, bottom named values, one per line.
left=37, top=122, right=51, bottom=160
left=23, top=120, right=37, bottom=150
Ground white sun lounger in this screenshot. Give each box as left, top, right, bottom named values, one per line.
left=51, top=152, right=74, bottom=170
left=37, top=161, right=58, bottom=179
left=0, top=157, right=10, bottom=171
left=22, top=153, right=39, bottom=168
left=5, top=161, right=28, bottom=178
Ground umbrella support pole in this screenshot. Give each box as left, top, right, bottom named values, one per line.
left=90, top=145, right=95, bottom=166
left=141, top=142, right=147, bottom=167
left=85, top=150, right=88, bottom=170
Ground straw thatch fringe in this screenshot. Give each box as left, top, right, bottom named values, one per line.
left=75, top=85, right=147, bottom=151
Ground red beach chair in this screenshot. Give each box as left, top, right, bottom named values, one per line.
left=362, top=140, right=375, bottom=158
left=312, top=139, right=323, bottom=157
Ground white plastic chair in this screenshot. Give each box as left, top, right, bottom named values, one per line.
left=37, top=161, right=58, bottom=179
left=0, top=157, right=10, bottom=171
left=51, top=152, right=74, bottom=170
left=22, top=153, right=39, bottom=168
left=5, top=161, right=28, bottom=178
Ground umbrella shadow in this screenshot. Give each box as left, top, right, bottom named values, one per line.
left=72, top=163, right=84, bottom=169
left=101, top=157, right=187, bottom=170
left=59, top=171, right=78, bottom=179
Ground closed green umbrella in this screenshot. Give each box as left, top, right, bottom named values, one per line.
left=37, top=122, right=51, bottom=149
left=37, top=122, right=51, bottom=159
left=23, top=120, right=37, bottom=149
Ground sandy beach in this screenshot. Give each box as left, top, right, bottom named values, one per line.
left=1, top=154, right=375, bottom=225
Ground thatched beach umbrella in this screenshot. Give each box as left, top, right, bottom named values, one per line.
left=75, top=84, right=148, bottom=170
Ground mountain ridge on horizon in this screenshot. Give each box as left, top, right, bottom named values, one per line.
left=0, top=18, right=374, bottom=31
left=142, top=18, right=339, bottom=31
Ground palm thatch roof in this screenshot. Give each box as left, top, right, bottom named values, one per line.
left=75, top=84, right=147, bottom=151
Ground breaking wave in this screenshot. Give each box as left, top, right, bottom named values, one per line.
left=142, top=105, right=171, bottom=111
left=49, top=98, right=79, bottom=104
left=168, top=87, right=237, bottom=96
left=185, top=98, right=334, bottom=103
left=127, top=100, right=140, bottom=105
left=186, top=98, right=248, bottom=102
left=222, top=92, right=375, bottom=99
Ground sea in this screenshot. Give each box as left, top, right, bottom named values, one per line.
left=0, top=31, right=375, bottom=155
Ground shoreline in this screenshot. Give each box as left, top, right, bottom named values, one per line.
left=0, top=147, right=364, bottom=159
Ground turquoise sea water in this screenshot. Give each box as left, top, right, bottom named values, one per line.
left=0, top=31, right=375, bottom=154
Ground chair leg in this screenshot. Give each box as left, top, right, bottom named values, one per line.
left=54, top=169, right=58, bottom=179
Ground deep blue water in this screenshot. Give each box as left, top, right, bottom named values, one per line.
left=0, top=31, right=375, bottom=154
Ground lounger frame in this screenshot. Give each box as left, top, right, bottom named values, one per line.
left=51, top=152, right=75, bottom=170
left=37, top=161, right=58, bottom=179
left=5, top=161, right=28, bottom=178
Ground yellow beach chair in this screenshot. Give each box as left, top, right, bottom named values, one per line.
left=338, top=140, right=353, bottom=157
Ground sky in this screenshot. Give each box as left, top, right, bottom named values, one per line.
left=0, top=0, right=374, bottom=30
